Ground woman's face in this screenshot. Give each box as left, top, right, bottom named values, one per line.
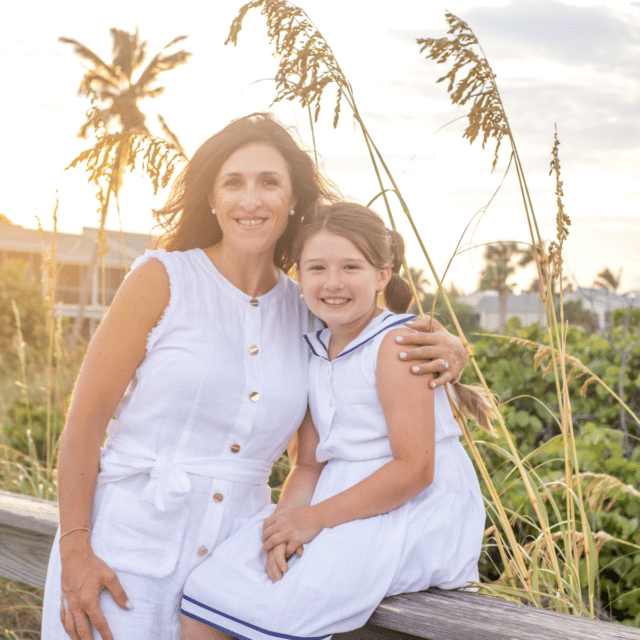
left=209, top=142, right=297, bottom=259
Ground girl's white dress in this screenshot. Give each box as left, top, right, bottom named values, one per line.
left=181, top=311, right=485, bottom=640
left=41, top=248, right=319, bottom=640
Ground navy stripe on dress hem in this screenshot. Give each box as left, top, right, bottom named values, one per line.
left=181, top=596, right=331, bottom=640
left=181, top=609, right=257, bottom=640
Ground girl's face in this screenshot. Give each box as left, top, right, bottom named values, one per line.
left=209, top=142, right=296, bottom=259
left=297, top=230, right=391, bottom=334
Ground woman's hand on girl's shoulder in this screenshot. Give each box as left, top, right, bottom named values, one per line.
left=394, top=316, right=468, bottom=388
left=379, top=328, right=436, bottom=396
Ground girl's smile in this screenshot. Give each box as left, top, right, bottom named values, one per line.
left=297, top=230, right=391, bottom=353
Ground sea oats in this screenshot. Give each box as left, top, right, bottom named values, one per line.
left=418, top=12, right=510, bottom=171
left=227, top=0, right=349, bottom=127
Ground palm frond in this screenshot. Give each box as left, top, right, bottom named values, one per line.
left=59, top=37, right=115, bottom=82
left=135, top=47, right=192, bottom=93
left=110, top=27, right=146, bottom=79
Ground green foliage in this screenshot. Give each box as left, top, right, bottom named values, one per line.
left=0, top=261, right=49, bottom=375
left=472, top=322, right=640, bottom=621
left=0, top=576, right=42, bottom=640
left=411, top=293, right=481, bottom=336
left=3, top=399, right=65, bottom=466
left=561, top=299, right=598, bottom=334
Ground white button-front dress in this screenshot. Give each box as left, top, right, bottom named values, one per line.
left=181, top=311, right=486, bottom=640
left=41, top=248, right=319, bottom=640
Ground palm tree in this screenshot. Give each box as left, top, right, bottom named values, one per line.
left=478, top=242, right=524, bottom=332
left=60, top=28, right=191, bottom=147
left=593, top=267, right=622, bottom=292
left=60, top=28, right=190, bottom=341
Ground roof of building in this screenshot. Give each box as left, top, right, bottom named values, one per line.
left=0, top=223, right=156, bottom=267
left=459, top=290, right=544, bottom=313
left=564, top=287, right=640, bottom=311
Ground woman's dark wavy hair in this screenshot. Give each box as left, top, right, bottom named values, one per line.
left=153, top=113, right=338, bottom=273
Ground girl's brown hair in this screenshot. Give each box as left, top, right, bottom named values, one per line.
left=294, top=201, right=497, bottom=435
left=153, top=113, right=338, bottom=273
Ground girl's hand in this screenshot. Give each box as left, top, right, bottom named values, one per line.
left=397, top=316, right=468, bottom=387
left=262, top=506, right=322, bottom=558
left=264, top=543, right=304, bottom=582
left=59, top=537, right=130, bottom=640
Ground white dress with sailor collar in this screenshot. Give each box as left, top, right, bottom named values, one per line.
left=180, top=311, right=485, bottom=640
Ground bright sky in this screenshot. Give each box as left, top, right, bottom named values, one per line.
left=2, top=0, right=639, bottom=294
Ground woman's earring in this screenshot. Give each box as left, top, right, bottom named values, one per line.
left=211, top=209, right=216, bottom=215
left=290, top=209, right=295, bottom=216
left=299, top=292, right=304, bottom=299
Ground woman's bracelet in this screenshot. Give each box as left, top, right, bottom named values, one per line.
left=59, top=527, right=91, bottom=543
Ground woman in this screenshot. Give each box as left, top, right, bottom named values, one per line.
left=41, top=113, right=467, bottom=640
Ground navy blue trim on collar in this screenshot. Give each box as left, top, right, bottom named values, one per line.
left=334, top=314, right=415, bottom=359
left=305, top=313, right=417, bottom=361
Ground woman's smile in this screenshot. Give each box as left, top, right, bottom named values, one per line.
left=210, top=142, right=297, bottom=259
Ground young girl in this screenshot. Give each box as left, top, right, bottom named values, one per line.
left=180, top=202, right=492, bottom=640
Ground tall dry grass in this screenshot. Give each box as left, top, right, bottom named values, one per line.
left=228, top=1, right=640, bottom=618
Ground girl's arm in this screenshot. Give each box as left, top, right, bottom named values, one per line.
left=262, top=327, right=435, bottom=558
left=274, top=408, right=324, bottom=510
left=264, top=410, right=324, bottom=581
left=57, top=258, right=169, bottom=640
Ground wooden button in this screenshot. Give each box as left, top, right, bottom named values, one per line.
left=213, top=492, right=224, bottom=503
left=230, top=443, right=241, bottom=453
left=249, top=298, right=259, bottom=307
left=197, top=546, right=208, bottom=556
left=249, top=345, right=259, bottom=355
left=250, top=391, right=260, bottom=402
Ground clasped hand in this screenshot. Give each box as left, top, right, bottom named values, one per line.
left=262, top=507, right=322, bottom=582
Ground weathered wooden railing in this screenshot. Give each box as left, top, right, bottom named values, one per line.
left=2, top=489, right=639, bottom=640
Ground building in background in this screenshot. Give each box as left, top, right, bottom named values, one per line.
left=459, top=289, right=640, bottom=332
left=0, top=221, right=154, bottom=337
left=458, top=290, right=547, bottom=331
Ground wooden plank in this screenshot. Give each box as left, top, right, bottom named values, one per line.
left=0, top=490, right=59, bottom=535
left=366, top=589, right=640, bottom=640
left=0, top=490, right=58, bottom=589
left=0, top=522, right=53, bottom=589
left=1, top=491, right=640, bottom=639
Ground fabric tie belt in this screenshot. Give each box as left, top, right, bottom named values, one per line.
left=98, top=439, right=272, bottom=513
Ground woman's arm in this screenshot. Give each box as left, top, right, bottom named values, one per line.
left=261, top=327, right=435, bottom=557
left=57, top=258, right=170, bottom=640
left=263, top=410, right=324, bottom=581
left=396, top=316, right=468, bottom=387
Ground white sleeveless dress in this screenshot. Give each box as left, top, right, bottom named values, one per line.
left=41, top=248, right=319, bottom=640
left=181, top=311, right=485, bottom=640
